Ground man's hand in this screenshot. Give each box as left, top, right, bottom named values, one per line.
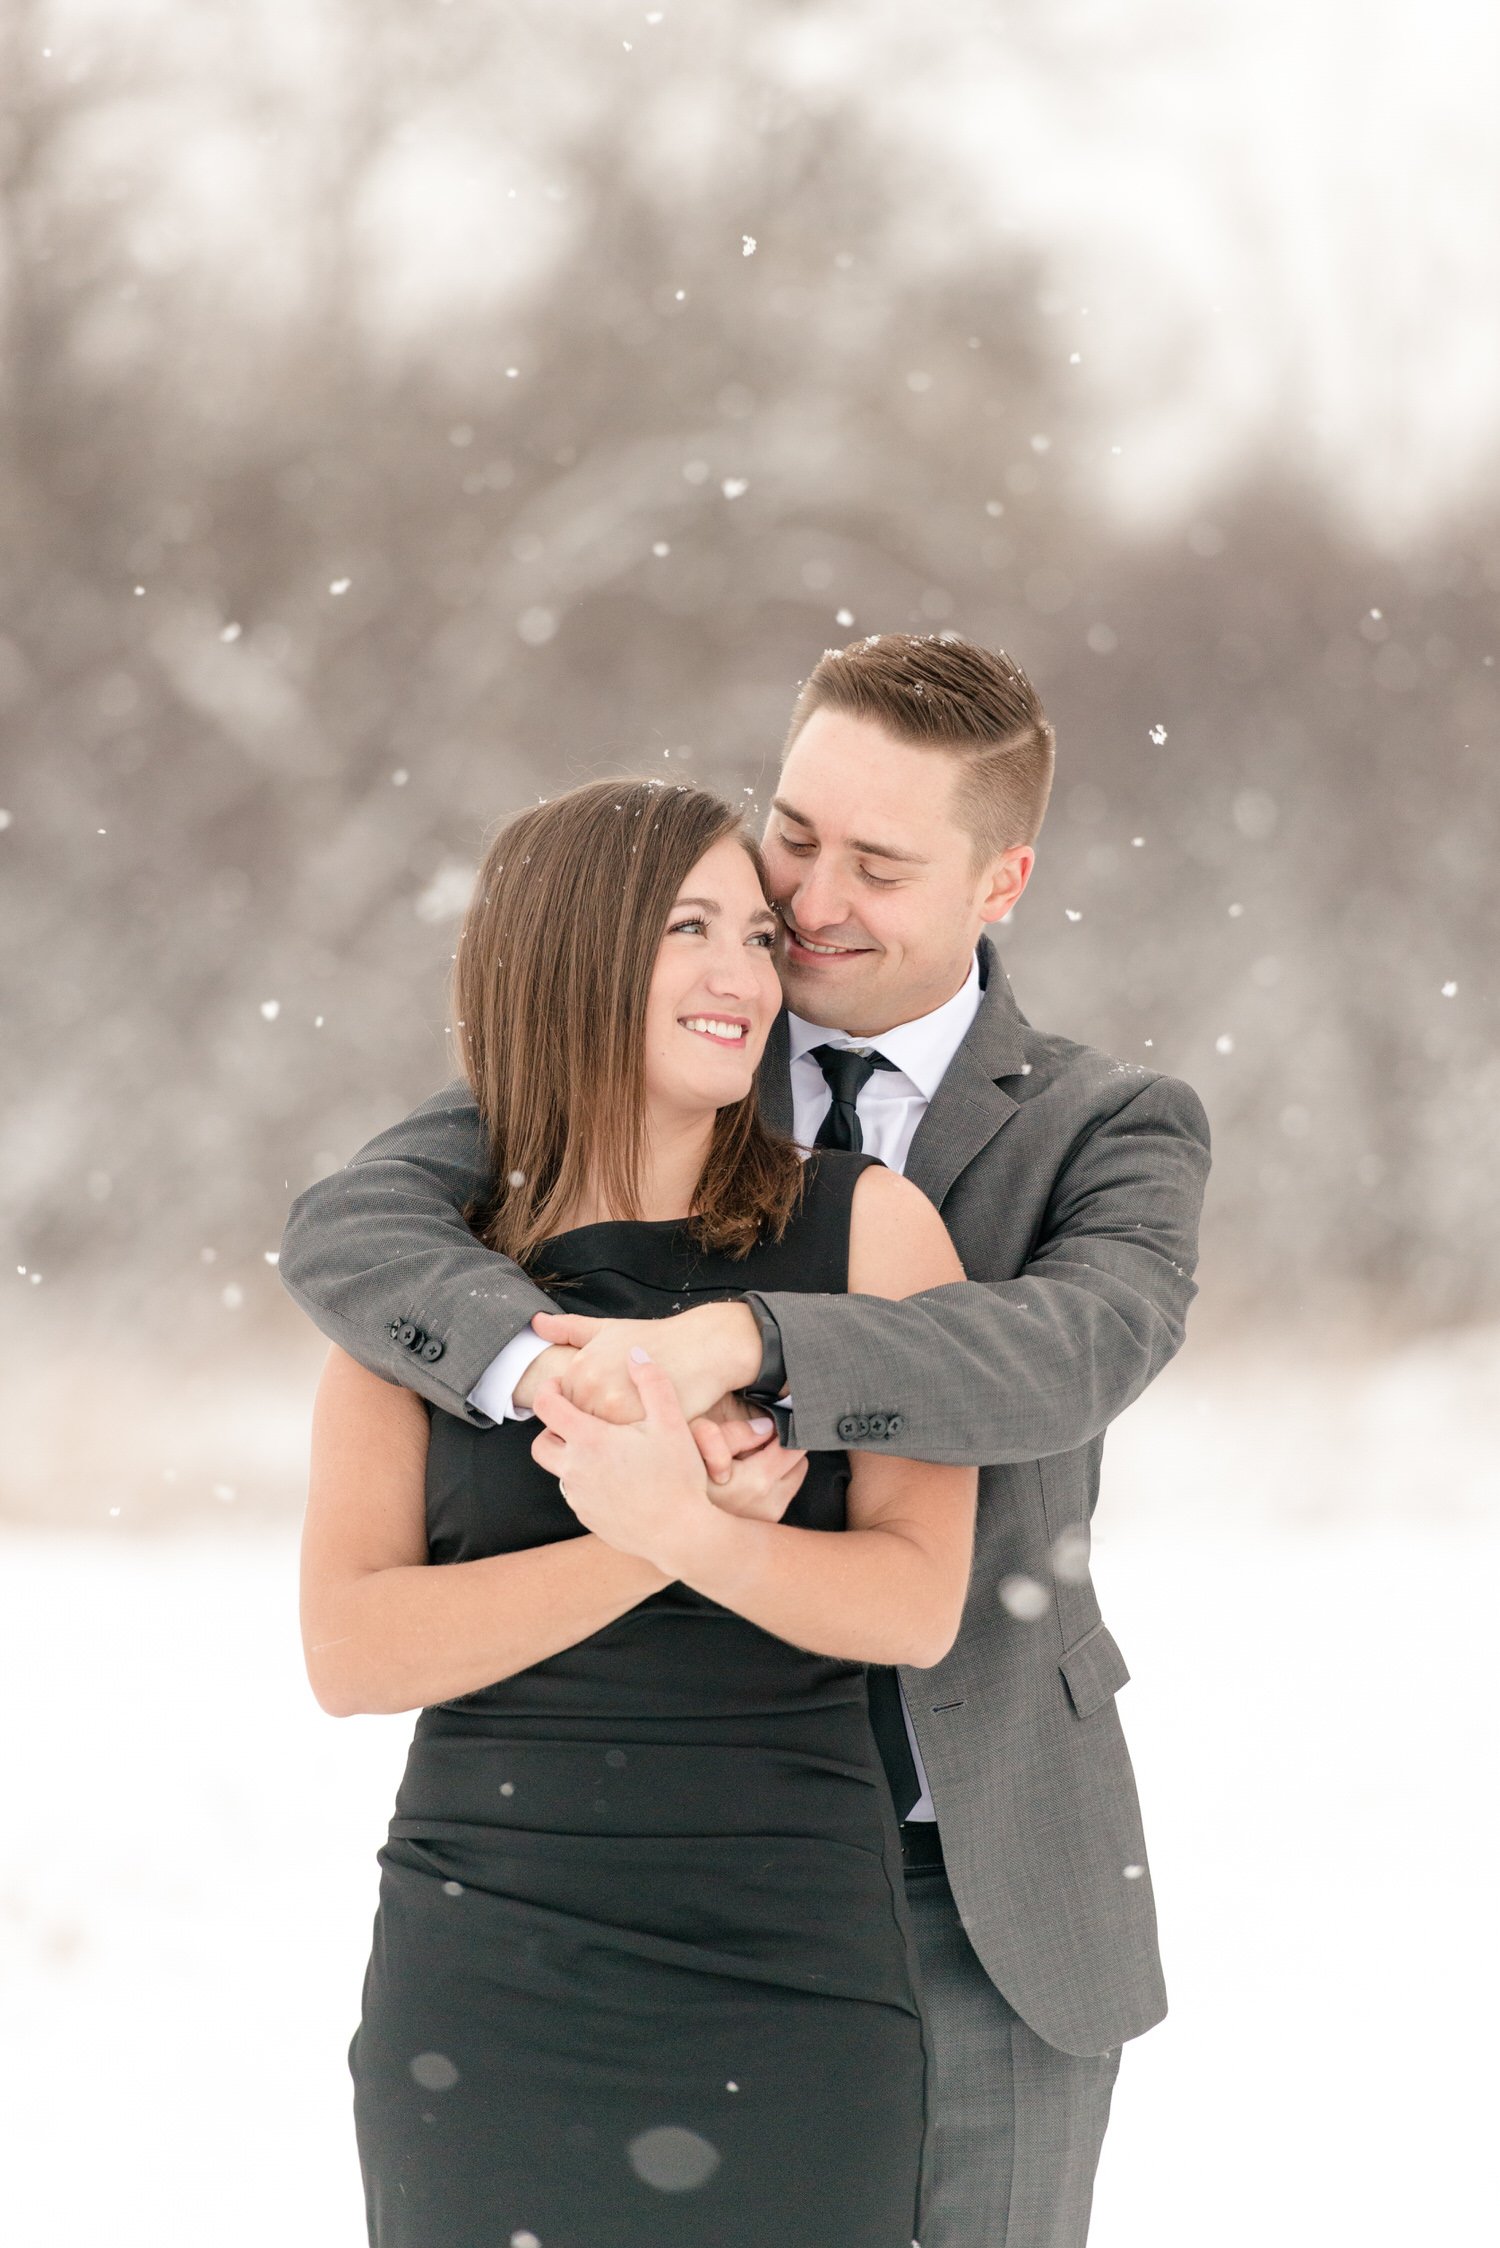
left=511, top=1341, right=581, bottom=1416
left=531, top=1301, right=763, bottom=1430
left=529, top=1351, right=725, bottom=1577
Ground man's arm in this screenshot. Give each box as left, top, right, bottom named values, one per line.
left=279, top=1081, right=553, bottom=1423
left=765, top=1074, right=1211, bottom=1464
left=535, top=1072, right=1210, bottom=1467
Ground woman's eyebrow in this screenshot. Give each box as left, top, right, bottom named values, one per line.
left=671, top=896, right=779, bottom=928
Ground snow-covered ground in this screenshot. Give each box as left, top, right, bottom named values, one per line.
left=3, top=1341, right=1497, bottom=2246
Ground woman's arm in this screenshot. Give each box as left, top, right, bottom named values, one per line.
left=530, top=1169, right=977, bottom=1669
left=300, top=1346, right=670, bottom=1716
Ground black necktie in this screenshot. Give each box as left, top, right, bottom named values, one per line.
left=809, top=1044, right=896, bottom=1153
left=807, top=1042, right=918, bottom=1815
left=867, top=1665, right=922, bottom=1821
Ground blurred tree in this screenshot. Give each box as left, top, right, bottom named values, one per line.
left=0, top=0, right=1496, bottom=1421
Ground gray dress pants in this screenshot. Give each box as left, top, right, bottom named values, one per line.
left=905, top=1863, right=1122, bottom=2248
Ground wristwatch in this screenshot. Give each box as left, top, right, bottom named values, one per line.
left=739, top=1292, right=792, bottom=1443
left=739, top=1292, right=787, bottom=1403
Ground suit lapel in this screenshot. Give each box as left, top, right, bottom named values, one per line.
left=904, top=938, right=1027, bottom=1208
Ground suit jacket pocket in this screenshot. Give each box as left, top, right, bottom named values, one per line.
left=1058, top=1621, right=1131, bottom=1720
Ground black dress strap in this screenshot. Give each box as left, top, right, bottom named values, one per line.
left=776, top=1149, right=882, bottom=1293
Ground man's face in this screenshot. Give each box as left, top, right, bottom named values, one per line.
left=762, top=708, right=1034, bottom=1036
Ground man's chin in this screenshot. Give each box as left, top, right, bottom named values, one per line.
left=778, top=945, right=879, bottom=1017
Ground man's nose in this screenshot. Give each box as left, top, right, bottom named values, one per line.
left=792, top=862, right=853, bottom=932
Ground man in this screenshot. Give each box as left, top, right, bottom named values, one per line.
left=280, top=633, right=1211, bottom=2247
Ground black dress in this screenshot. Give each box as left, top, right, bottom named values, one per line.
left=350, top=1150, right=927, bottom=2248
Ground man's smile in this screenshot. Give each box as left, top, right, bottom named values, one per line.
left=778, top=912, right=876, bottom=963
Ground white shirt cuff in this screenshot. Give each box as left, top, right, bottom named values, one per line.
left=467, top=1323, right=551, bottom=1423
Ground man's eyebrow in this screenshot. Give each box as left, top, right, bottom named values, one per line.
left=770, top=798, right=929, bottom=866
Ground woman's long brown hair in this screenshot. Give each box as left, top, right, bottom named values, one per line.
left=453, top=777, right=804, bottom=1267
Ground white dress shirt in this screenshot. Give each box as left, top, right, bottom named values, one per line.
left=469, top=953, right=985, bottom=1820
left=786, top=952, right=982, bottom=1822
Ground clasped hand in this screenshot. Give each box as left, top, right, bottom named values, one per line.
left=529, top=1351, right=807, bottom=1573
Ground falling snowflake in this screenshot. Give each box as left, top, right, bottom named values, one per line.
left=628, top=2126, right=721, bottom=2192
left=260, top=1000, right=280, bottom=1021
left=1064, top=908, right=1082, bottom=923
left=1441, top=981, right=1458, bottom=997
left=392, top=768, right=409, bottom=786
left=721, top=477, right=748, bottom=499
left=408, top=2052, right=460, bottom=2092
left=1215, top=1033, right=1234, bottom=1054
left=835, top=608, right=854, bottom=626
left=329, top=578, right=350, bottom=596
left=1148, top=724, right=1168, bottom=745
left=1050, top=1527, right=1091, bottom=1585
left=997, top=1574, right=1050, bottom=1621
left=1123, top=1864, right=1145, bottom=1881
left=219, top=622, right=241, bottom=643
left=652, top=541, right=670, bottom=557
left=741, top=235, right=756, bottom=257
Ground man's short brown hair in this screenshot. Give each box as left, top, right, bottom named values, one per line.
left=783, top=633, right=1055, bottom=858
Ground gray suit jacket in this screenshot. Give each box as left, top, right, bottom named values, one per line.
left=280, top=938, right=1211, bottom=2055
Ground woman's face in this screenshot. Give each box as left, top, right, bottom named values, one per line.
left=642, top=835, right=784, bottom=1121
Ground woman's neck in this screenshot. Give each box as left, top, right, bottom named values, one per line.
left=557, top=1105, right=716, bottom=1229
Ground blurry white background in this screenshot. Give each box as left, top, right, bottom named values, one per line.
left=2, top=1, right=1497, bottom=2240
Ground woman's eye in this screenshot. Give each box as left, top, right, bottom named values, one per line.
left=750, top=931, right=778, bottom=948
left=669, top=917, right=707, bottom=936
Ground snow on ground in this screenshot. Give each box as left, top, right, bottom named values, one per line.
left=2, top=1343, right=1497, bottom=2246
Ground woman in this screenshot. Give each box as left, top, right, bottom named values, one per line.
left=300, top=777, right=976, bottom=2248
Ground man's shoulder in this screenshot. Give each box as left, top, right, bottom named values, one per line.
left=1006, top=1021, right=1210, bottom=1148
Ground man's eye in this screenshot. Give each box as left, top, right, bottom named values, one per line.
left=778, top=835, right=815, bottom=855
left=859, top=869, right=900, bottom=888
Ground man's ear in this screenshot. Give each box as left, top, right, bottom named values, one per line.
left=978, top=844, right=1034, bottom=927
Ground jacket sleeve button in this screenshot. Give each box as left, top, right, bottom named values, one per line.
left=397, top=1321, right=419, bottom=1348
left=887, top=1412, right=905, bottom=1438
left=867, top=1413, right=889, bottom=1440
left=419, top=1337, right=444, bottom=1363
left=836, top=1415, right=859, bottom=1441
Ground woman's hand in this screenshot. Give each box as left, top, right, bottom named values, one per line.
left=689, top=1412, right=808, bottom=1523
left=530, top=1351, right=724, bottom=1577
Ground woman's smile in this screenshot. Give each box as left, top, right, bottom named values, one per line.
left=679, top=1013, right=751, bottom=1046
